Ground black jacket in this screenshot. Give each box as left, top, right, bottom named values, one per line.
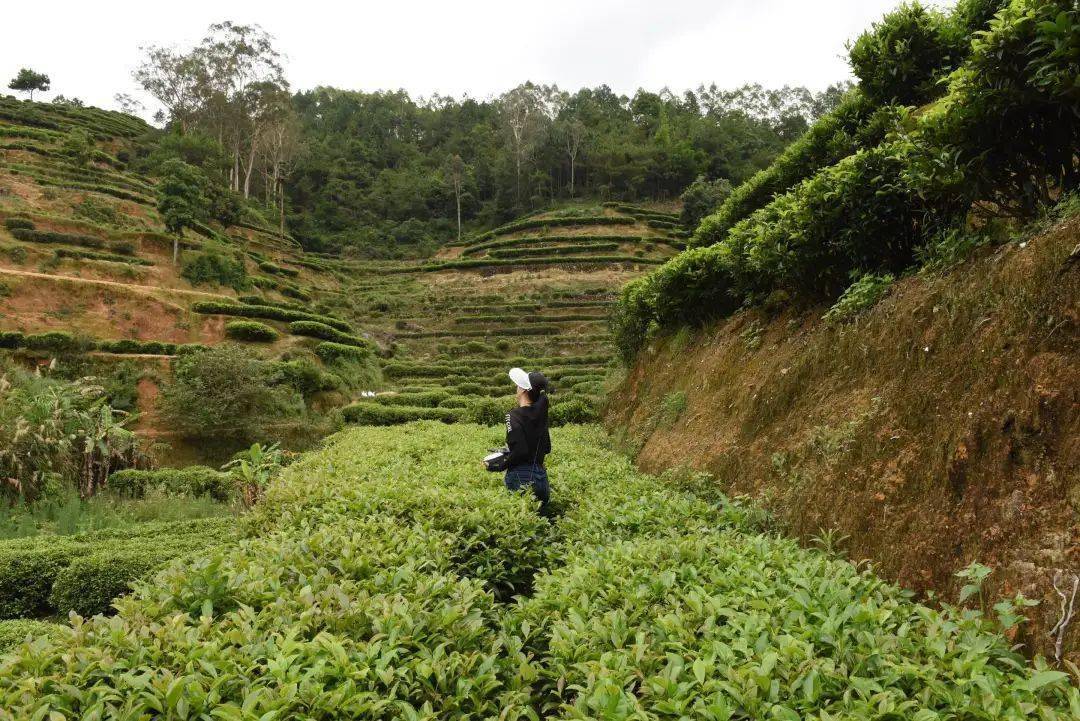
left=505, top=395, right=551, bottom=467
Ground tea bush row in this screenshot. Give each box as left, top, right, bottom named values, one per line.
left=0, top=518, right=234, bottom=619
left=257, top=260, right=300, bottom=277
left=383, top=254, right=664, bottom=274
left=343, top=396, right=598, bottom=427
left=224, top=320, right=279, bottom=343
left=314, top=340, right=373, bottom=363
left=53, top=248, right=153, bottom=266
left=8, top=226, right=137, bottom=256
left=191, top=301, right=354, bottom=333
left=690, top=0, right=1001, bottom=246
left=0, top=620, right=59, bottom=653
left=0, top=423, right=1072, bottom=718
left=395, top=325, right=562, bottom=339
left=0, top=158, right=154, bottom=195
left=467, top=214, right=636, bottom=243
left=107, top=466, right=234, bottom=501
left=489, top=242, right=620, bottom=259
left=462, top=233, right=645, bottom=256
left=288, top=320, right=368, bottom=347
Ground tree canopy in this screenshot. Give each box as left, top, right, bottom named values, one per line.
left=8, top=68, right=50, bottom=100
left=134, top=21, right=848, bottom=259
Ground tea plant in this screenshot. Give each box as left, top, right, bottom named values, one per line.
left=0, top=423, right=1074, bottom=720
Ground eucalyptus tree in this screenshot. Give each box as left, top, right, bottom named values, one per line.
left=497, top=83, right=558, bottom=202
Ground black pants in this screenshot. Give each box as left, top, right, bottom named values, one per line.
left=504, top=463, right=550, bottom=515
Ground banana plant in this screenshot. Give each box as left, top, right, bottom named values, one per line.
left=223, top=442, right=284, bottom=507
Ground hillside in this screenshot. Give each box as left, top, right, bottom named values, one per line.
left=603, top=0, right=1080, bottom=662
left=606, top=208, right=1080, bottom=661
left=0, top=95, right=679, bottom=459
left=338, top=202, right=685, bottom=425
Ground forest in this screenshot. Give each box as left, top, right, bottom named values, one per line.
left=123, top=21, right=848, bottom=256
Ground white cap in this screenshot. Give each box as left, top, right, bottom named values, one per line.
left=509, top=367, right=531, bottom=390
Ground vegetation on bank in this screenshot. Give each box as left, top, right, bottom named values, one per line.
left=613, top=0, right=1078, bottom=361
left=0, top=423, right=1074, bottom=718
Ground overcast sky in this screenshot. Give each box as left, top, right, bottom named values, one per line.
left=2, top=0, right=956, bottom=117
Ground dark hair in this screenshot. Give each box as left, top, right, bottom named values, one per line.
left=526, top=371, right=549, bottom=404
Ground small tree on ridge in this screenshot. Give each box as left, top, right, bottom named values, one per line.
left=8, top=68, right=50, bottom=100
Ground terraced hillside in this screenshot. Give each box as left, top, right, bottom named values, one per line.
left=335, top=204, right=684, bottom=425
left=0, top=96, right=680, bottom=453
left=0, top=98, right=387, bottom=452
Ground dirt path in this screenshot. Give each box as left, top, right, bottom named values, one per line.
left=0, top=267, right=233, bottom=301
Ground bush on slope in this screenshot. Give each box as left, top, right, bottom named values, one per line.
left=691, top=0, right=1010, bottom=248
left=616, top=0, right=1080, bottom=360
left=0, top=424, right=1074, bottom=720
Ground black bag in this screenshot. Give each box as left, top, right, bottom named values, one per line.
left=484, top=447, right=511, bottom=472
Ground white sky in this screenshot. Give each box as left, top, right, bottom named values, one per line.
left=1, top=0, right=957, bottom=117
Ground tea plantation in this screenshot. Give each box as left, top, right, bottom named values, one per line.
left=0, top=92, right=679, bottom=443
left=0, top=422, right=1074, bottom=718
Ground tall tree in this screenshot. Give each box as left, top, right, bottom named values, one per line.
left=258, top=102, right=303, bottom=238
left=157, top=159, right=208, bottom=264
left=198, top=22, right=287, bottom=197
left=443, top=154, right=467, bottom=243
left=7, top=68, right=50, bottom=101
left=498, top=83, right=555, bottom=202
left=557, top=116, right=586, bottom=196
left=134, top=48, right=204, bottom=134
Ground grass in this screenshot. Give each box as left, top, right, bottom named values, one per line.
left=0, top=487, right=234, bottom=541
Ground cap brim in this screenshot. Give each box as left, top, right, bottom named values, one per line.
left=509, top=367, right=531, bottom=390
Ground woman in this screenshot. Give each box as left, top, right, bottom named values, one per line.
left=503, top=367, right=551, bottom=515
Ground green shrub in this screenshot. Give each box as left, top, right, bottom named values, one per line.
left=462, top=234, right=644, bottom=256
left=23, top=331, right=80, bottom=353
left=288, top=320, right=366, bottom=347
left=822, top=273, right=895, bottom=324
left=107, top=239, right=137, bottom=256
left=314, top=341, right=372, bottom=363
left=847, top=2, right=958, bottom=106
left=488, top=242, right=620, bottom=259
left=387, top=254, right=662, bottom=274
left=460, top=396, right=509, bottom=425
left=49, top=548, right=168, bottom=617
left=107, top=466, right=234, bottom=501
left=0, top=619, right=60, bottom=652
left=373, top=390, right=450, bottom=408
left=258, top=260, right=300, bottom=277
left=96, top=338, right=178, bottom=355
left=0, top=423, right=1073, bottom=718
left=181, top=251, right=249, bottom=290
left=0, top=518, right=233, bottom=619
left=468, top=214, right=635, bottom=243
left=549, top=397, right=598, bottom=425
left=160, top=344, right=303, bottom=443
left=0, top=331, right=25, bottom=349
left=645, top=218, right=677, bottom=229
left=192, top=301, right=354, bottom=333
left=680, top=176, right=733, bottom=228
left=2, top=218, right=34, bottom=232
left=54, top=248, right=153, bottom=266
left=272, top=358, right=337, bottom=397
left=224, top=320, right=279, bottom=343
left=341, top=402, right=459, bottom=425
left=691, top=90, right=897, bottom=248
left=8, top=227, right=104, bottom=249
